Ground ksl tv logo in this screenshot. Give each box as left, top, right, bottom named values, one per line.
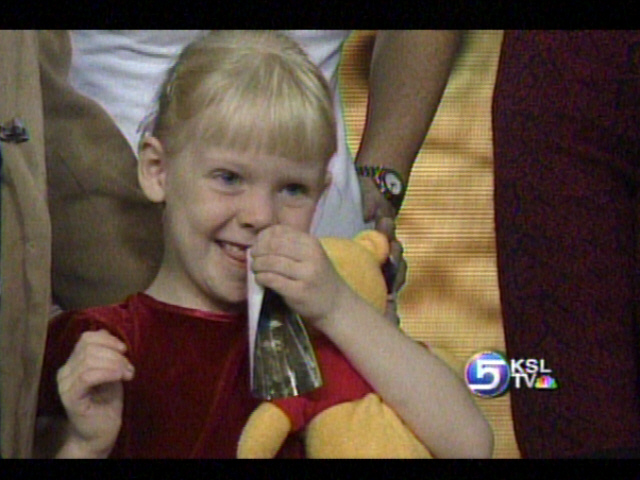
left=464, top=351, right=559, bottom=398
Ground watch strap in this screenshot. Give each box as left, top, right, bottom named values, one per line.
left=355, top=165, right=405, bottom=212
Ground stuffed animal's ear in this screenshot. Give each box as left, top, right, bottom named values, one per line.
left=354, top=230, right=389, bottom=265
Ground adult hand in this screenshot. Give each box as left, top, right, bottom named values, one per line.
left=359, top=175, right=396, bottom=224
left=359, top=176, right=407, bottom=325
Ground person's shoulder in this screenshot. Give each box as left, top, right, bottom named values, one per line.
left=48, top=294, right=143, bottom=344
left=85, top=293, right=143, bottom=318
left=52, top=294, right=134, bottom=321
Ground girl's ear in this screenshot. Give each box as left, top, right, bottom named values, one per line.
left=138, top=135, right=168, bottom=203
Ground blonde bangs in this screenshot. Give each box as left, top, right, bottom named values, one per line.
left=153, top=31, right=336, bottom=165
left=195, top=76, right=336, bottom=164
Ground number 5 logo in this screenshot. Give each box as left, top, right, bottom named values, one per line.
left=465, top=351, right=511, bottom=398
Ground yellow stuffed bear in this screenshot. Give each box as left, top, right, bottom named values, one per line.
left=237, top=230, right=432, bottom=458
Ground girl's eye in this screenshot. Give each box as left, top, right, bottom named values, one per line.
left=211, top=170, right=241, bottom=186
left=283, top=184, right=308, bottom=196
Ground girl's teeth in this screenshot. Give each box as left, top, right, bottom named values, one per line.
left=221, top=242, right=247, bottom=261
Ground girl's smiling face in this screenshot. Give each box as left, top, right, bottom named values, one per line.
left=139, top=137, right=330, bottom=313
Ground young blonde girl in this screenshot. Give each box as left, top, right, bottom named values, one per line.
left=35, top=31, right=492, bottom=458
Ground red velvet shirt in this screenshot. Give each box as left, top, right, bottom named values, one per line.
left=37, top=293, right=303, bottom=458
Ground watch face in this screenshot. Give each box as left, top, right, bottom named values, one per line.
left=383, top=171, right=403, bottom=195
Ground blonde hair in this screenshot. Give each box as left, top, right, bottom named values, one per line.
left=149, top=31, right=336, bottom=165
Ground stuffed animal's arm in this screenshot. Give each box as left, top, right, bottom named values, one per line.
left=237, top=402, right=292, bottom=458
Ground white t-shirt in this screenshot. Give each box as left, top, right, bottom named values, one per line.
left=68, top=30, right=365, bottom=238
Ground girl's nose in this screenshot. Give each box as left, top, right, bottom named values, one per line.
left=237, top=189, right=277, bottom=231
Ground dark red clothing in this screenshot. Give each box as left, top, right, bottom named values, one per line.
left=37, top=293, right=303, bottom=458
left=493, top=31, right=640, bottom=458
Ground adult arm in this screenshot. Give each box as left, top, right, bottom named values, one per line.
left=355, top=30, right=462, bottom=220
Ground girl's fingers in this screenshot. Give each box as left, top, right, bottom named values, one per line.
left=77, top=366, right=134, bottom=388
left=62, top=344, right=133, bottom=377
left=252, top=225, right=316, bottom=261
left=58, top=362, right=134, bottom=406
left=252, top=271, right=299, bottom=296
left=77, top=330, right=127, bottom=353
left=58, top=330, right=135, bottom=395
left=250, top=254, right=302, bottom=280
left=58, top=355, right=134, bottom=388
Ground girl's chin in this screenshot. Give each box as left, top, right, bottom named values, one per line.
left=216, top=296, right=248, bottom=314
left=212, top=286, right=248, bottom=311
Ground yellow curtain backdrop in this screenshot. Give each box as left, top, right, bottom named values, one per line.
left=340, top=30, right=519, bottom=459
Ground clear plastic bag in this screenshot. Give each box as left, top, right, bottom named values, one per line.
left=251, top=289, right=323, bottom=399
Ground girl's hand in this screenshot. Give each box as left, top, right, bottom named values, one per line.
left=250, top=225, right=351, bottom=328
left=56, top=329, right=135, bottom=458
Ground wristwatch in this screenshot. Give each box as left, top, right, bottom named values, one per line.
left=355, top=165, right=406, bottom=212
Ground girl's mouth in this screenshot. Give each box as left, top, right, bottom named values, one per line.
left=217, top=240, right=249, bottom=264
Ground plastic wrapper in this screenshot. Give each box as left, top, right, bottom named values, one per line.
left=247, top=254, right=323, bottom=400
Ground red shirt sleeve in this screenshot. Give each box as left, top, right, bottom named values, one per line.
left=36, top=308, right=128, bottom=418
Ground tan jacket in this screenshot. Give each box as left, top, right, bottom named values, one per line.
left=0, top=30, right=163, bottom=458
left=0, top=30, right=51, bottom=459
